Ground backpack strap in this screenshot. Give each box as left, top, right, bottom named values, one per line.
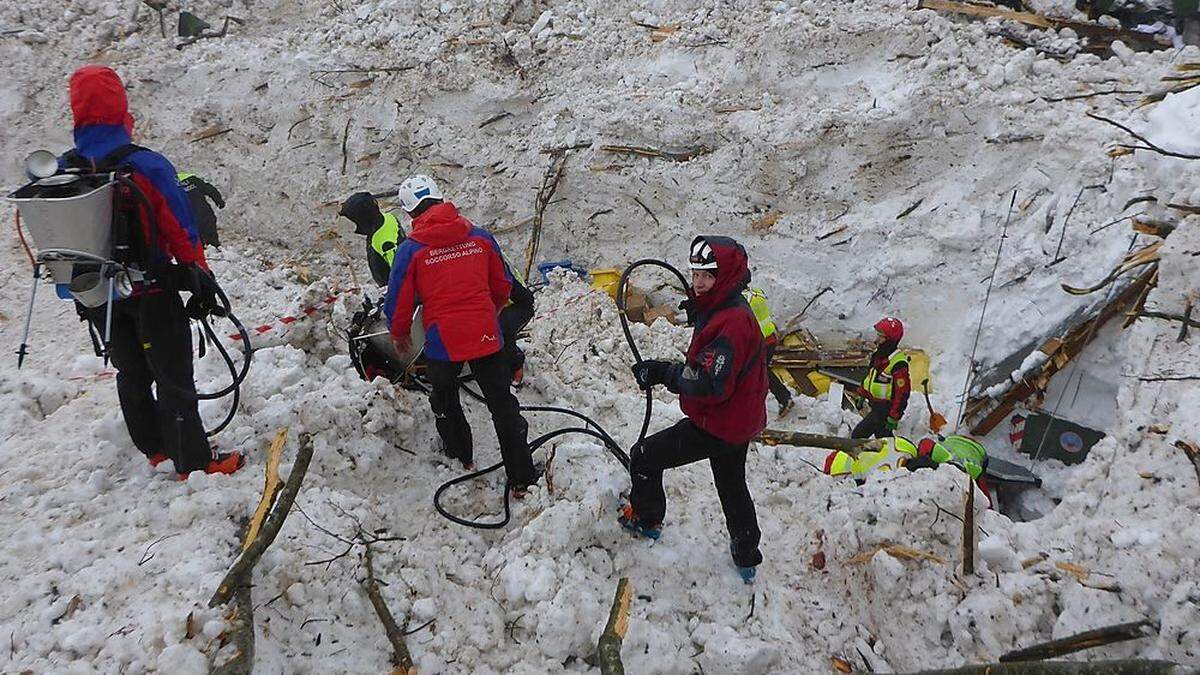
left=97, top=144, right=149, bottom=170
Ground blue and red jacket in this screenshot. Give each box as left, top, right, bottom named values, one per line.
left=660, top=237, right=768, bottom=444
left=384, top=202, right=513, bottom=362
left=66, top=65, right=207, bottom=271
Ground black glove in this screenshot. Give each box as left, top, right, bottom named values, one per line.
left=677, top=298, right=696, bottom=326
left=631, top=360, right=673, bottom=390
left=193, top=175, right=226, bottom=209
left=905, top=454, right=938, bottom=472
left=184, top=265, right=225, bottom=320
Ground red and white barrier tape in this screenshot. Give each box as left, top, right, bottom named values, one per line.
left=224, top=286, right=361, bottom=348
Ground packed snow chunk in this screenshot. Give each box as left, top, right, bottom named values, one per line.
left=156, top=644, right=207, bottom=674
left=692, top=623, right=781, bottom=675
left=1145, top=84, right=1200, bottom=156
left=978, top=534, right=1020, bottom=572
left=412, top=597, right=438, bottom=622
left=499, top=556, right=559, bottom=604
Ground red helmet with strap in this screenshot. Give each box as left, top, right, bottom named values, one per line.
left=874, top=316, right=904, bottom=342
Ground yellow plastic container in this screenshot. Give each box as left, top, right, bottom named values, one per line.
left=590, top=267, right=622, bottom=299
left=906, top=349, right=931, bottom=391
left=806, top=370, right=832, bottom=396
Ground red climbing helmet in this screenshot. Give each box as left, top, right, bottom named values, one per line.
left=874, top=316, right=904, bottom=342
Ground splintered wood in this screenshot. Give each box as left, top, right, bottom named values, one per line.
left=848, top=544, right=947, bottom=566
left=243, top=428, right=288, bottom=551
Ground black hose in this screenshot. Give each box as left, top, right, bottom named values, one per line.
left=429, top=258, right=691, bottom=529
left=113, top=172, right=252, bottom=435
left=615, top=259, right=693, bottom=451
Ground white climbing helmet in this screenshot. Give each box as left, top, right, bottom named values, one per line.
left=396, top=174, right=444, bottom=213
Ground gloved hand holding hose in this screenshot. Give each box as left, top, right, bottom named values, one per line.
left=180, top=264, right=226, bottom=320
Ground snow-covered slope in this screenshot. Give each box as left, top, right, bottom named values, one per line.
left=1, top=0, right=1198, bottom=672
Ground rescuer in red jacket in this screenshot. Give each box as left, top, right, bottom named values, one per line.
left=383, top=175, right=537, bottom=495
left=622, top=236, right=768, bottom=583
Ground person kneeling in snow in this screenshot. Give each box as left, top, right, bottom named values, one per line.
left=824, top=434, right=992, bottom=505
left=383, top=175, right=539, bottom=497
left=624, top=236, right=768, bottom=583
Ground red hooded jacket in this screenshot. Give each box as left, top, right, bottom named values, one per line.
left=383, top=202, right=513, bottom=362
left=661, top=237, right=768, bottom=444
left=67, top=65, right=207, bottom=270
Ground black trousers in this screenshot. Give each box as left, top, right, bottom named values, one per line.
left=852, top=403, right=894, bottom=440
left=84, top=291, right=212, bottom=472
left=425, top=350, right=536, bottom=486
left=764, top=343, right=791, bottom=407
left=498, top=282, right=535, bottom=374
left=630, top=419, right=763, bottom=567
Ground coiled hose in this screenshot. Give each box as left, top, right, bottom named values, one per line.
left=430, top=258, right=692, bottom=529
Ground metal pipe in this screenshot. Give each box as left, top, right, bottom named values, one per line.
left=102, top=271, right=116, bottom=365
left=16, top=265, right=41, bottom=368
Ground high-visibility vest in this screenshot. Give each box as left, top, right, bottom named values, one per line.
left=742, top=287, right=777, bottom=339
left=370, top=212, right=402, bottom=267
left=862, top=350, right=909, bottom=401
left=825, top=437, right=918, bottom=478
left=929, top=435, right=987, bottom=480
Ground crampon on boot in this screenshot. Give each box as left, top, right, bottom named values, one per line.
left=178, top=451, right=245, bottom=480
left=618, top=504, right=662, bottom=540
left=737, top=565, right=757, bottom=584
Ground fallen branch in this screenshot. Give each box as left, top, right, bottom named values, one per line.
left=211, top=520, right=256, bottom=675
left=340, top=117, right=352, bottom=175
left=1087, top=113, right=1200, bottom=161
left=758, top=429, right=883, bottom=456
left=190, top=127, right=233, bottom=143
left=999, top=620, right=1156, bottom=663
left=781, top=286, right=835, bottom=332
left=1061, top=241, right=1160, bottom=295
left=898, top=660, right=1181, bottom=674
left=1174, top=440, right=1200, bottom=489
left=361, top=536, right=416, bottom=674
left=1138, top=374, right=1200, bottom=382
left=599, top=144, right=712, bottom=163
left=631, top=196, right=660, bottom=227
left=1036, top=89, right=1142, bottom=103
left=897, top=198, right=924, bottom=219
left=479, top=111, right=513, bottom=128
left=210, top=433, right=314, bottom=608
left=311, top=66, right=415, bottom=75
left=915, top=0, right=1168, bottom=51
left=1136, top=310, right=1200, bottom=330
left=598, top=577, right=632, bottom=675
left=524, top=151, right=567, bottom=281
